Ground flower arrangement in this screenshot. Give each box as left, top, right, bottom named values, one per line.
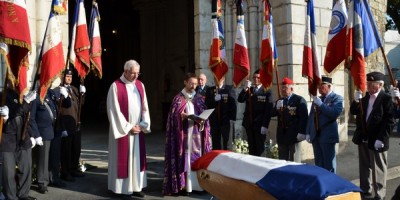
left=263, top=139, right=278, bottom=159
left=233, top=138, right=249, bottom=154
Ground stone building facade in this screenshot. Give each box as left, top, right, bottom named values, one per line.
left=25, top=0, right=389, bottom=161
left=194, top=0, right=388, bottom=160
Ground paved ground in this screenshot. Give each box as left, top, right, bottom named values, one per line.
left=26, top=122, right=400, bottom=200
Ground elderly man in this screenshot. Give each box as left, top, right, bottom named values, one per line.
left=195, top=73, right=208, bottom=97
left=237, top=69, right=273, bottom=156
left=272, top=77, right=308, bottom=162
left=106, top=60, right=151, bottom=198
left=306, top=76, right=343, bottom=173
left=350, top=72, right=395, bottom=200
left=163, top=73, right=211, bottom=196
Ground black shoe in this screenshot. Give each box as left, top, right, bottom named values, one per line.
left=50, top=179, right=66, bottom=188
left=38, top=186, right=48, bottom=194
left=132, top=191, right=145, bottom=198
left=61, top=173, right=76, bottom=182
left=19, top=196, right=37, bottom=200
left=179, top=190, right=189, bottom=196
left=71, top=170, right=85, bottom=177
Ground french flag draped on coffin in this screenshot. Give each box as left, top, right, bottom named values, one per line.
left=192, top=151, right=362, bottom=200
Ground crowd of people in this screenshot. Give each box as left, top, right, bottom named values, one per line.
left=1, top=58, right=397, bottom=200
left=0, top=69, right=86, bottom=200
left=105, top=60, right=399, bottom=200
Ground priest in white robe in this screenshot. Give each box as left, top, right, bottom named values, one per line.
left=106, top=60, right=151, bottom=198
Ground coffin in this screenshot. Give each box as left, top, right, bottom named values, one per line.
left=193, top=150, right=362, bottom=200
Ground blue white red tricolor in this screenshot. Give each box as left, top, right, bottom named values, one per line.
left=302, top=0, right=321, bottom=96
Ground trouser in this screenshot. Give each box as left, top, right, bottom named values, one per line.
left=278, top=143, right=296, bottom=161
left=312, top=139, right=337, bottom=173
left=33, top=140, right=51, bottom=187
left=2, top=148, right=32, bottom=200
left=61, top=130, right=81, bottom=174
left=358, top=142, right=387, bottom=200
left=49, top=136, right=62, bottom=182
left=211, top=124, right=230, bottom=150
left=246, top=128, right=266, bottom=156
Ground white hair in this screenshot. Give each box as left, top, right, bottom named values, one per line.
left=124, top=59, right=140, bottom=70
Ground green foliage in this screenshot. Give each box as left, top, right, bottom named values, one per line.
left=387, top=0, right=400, bottom=33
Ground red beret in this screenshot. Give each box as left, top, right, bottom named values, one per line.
left=282, top=77, right=293, bottom=85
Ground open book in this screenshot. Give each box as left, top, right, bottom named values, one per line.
left=188, top=108, right=215, bottom=122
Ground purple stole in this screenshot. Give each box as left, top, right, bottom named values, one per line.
left=115, top=79, right=147, bottom=178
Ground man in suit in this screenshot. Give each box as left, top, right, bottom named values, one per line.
left=237, top=70, right=273, bottom=156
left=195, top=73, right=208, bottom=97
left=205, top=76, right=236, bottom=150
left=350, top=72, right=395, bottom=200
left=306, top=76, right=343, bottom=173
left=272, top=77, right=308, bottom=162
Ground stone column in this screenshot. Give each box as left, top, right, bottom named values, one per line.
left=194, top=0, right=213, bottom=79
left=246, top=0, right=260, bottom=75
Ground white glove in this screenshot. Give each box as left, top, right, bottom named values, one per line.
left=260, top=126, right=268, bottom=135
left=59, top=86, right=68, bottom=98
left=296, top=133, right=306, bottom=142
left=35, top=137, right=43, bottom=146
left=354, top=90, right=363, bottom=103
left=24, top=90, right=37, bottom=103
left=61, top=130, right=68, bottom=138
left=30, top=137, right=36, bottom=148
left=313, top=96, right=323, bottom=106
left=276, top=100, right=284, bottom=110
left=389, top=85, right=400, bottom=98
left=0, top=106, right=9, bottom=121
left=80, top=85, right=86, bottom=94
left=306, top=134, right=311, bottom=143
left=374, top=140, right=384, bottom=150
left=245, top=80, right=252, bottom=88
left=214, top=94, right=221, bottom=101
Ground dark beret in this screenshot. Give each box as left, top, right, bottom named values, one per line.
left=366, top=71, right=384, bottom=81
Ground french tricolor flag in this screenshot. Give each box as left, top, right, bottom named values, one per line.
left=302, top=0, right=321, bottom=96
left=39, top=2, right=65, bottom=101
left=324, top=0, right=348, bottom=74
left=69, top=0, right=90, bottom=80
left=209, top=0, right=228, bottom=83
left=345, top=0, right=382, bottom=92
left=233, top=0, right=250, bottom=87
left=192, top=151, right=362, bottom=200
left=89, top=1, right=102, bottom=78
left=259, top=0, right=277, bottom=90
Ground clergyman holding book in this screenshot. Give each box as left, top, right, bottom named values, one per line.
left=163, top=73, right=212, bottom=196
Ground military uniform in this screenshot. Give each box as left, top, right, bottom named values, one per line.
left=59, top=84, right=84, bottom=179
left=272, top=93, right=308, bottom=161
left=237, top=86, right=273, bottom=156
left=29, top=89, right=71, bottom=192
left=205, top=84, right=236, bottom=150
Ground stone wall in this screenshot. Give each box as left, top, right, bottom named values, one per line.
left=194, top=0, right=388, bottom=161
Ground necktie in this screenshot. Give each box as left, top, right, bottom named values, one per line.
left=320, top=96, right=325, bottom=103
left=283, top=98, right=288, bottom=106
